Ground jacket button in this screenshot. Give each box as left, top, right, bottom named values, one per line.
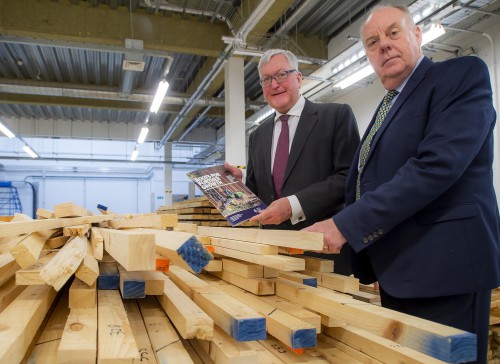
left=373, top=232, right=379, bottom=238
left=368, top=235, right=374, bottom=241
left=362, top=237, right=369, bottom=244
left=377, top=229, right=383, bottom=235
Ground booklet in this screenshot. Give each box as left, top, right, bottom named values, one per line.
left=186, top=165, right=267, bottom=226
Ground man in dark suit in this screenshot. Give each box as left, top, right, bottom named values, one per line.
left=225, top=49, right=360, bottom=275
left=305, top=5, right=500, bottom=363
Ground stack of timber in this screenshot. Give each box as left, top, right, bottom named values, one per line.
left=0, top=204, right=480, bottom=363
left=157, top=196, right=259, bottom=227
left=490, top=287, right=500, bottom=363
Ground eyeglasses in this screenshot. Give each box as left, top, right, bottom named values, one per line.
left=259, top=69, right=296, bottom=87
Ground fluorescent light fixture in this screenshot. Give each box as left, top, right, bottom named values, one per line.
left=130, top=148, right=138, bottom=161
left=333, top=64, right=375, bottom=90
left=0, top=122, right=15, bottom=138
left=150, top=80, right=169, bottom=113
left=422, top=23, right=445, bottom=45
left=23, top=145, right=38, bottom=158
left=137, top=127, right=149, bottom=144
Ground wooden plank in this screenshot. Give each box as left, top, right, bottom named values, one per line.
left=211, top=237, right=279, bottom=255
left=308, top=271, right=359, bottom=293
left=324, top=325, right=448, bottom=364
left=28, top=291, right=69, bottom=364
left=212, top=245, right=305, bottom=271
left=57, top=305, right=98, bottom=363
left=155, top=254, right=170, bottom=272
left=203, top=258, right=222, bottom=272
left=43, top=235, right=70, bottom=249
left=0, top=284, right=57, bottom=363
left=275, top=278, right=476, bottom=363
left=90, top=227, right=104, bottom=260
left=98, top=228, right=156, bottom=271
left=15, top=252, right=57, bottom=285
left=10, top=228, right=59, bottom=268
left=174, top=222, right=198, bottom=234
left=221, top=257, right=263, bottom=278
left=54, top=202, right=92, bottom=218
left=135, top=228, right=213, bottom=273
left=40, top=236, right=87, bottom=291
left=347, top=290, right=381, bottom=304
left=75, top=240, right=99, bottom=286
left=138, top=296, right=195, bottom=363
left=69, top=277, right=96, bottom=309
left=0, top=251, right=21, bottom=286
left=0, top=234, right=26, bottom=254
left=208, top=325, right=259, bottom=363
left=167, top=265, right=266, bottom=342
left=0, top=277, right=25, bottom=313
left=105, top=214, right=178, bottom=229
left=197, top=226, right=323, bottom=250
left=209, top=269, right=275, bottom=295
left=303, top=256, right=334, bottom=273
left=63, top=224, right=91, bottom=237
left=311, top=335, right=367, bottom=364
left=203, top=275, right=317, bottom=349
left=280, top=271, right=318, bottom=287
left=98, top=263, right=120, bottom=290
left=0, top=214, right=115, bottom=238
left=123, top=300, right=158, bottom=364
left=98, top=290, right=140, bottom=362
left=119, top=267, right=146, bottom=299
left=258, top=335, right=330, bottom=363
left=264, top=266, right=279, bottom=278
left=36, top=207, right=55, bottom=219
left=157, top=276, right=214, bottom=340
left=317, top=333, right=384, bottom=364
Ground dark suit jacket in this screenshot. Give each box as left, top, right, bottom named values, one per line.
left=246, top=99, right=360, bottom=231
left=334, top=56, right=500, bottom=298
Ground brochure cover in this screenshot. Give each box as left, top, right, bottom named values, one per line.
left=186, top=165, right=267, bottom=226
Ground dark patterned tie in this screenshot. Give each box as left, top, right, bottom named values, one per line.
left=356, top=90, right=398, bottom=200
left=273, top=114, right=290, bottom=198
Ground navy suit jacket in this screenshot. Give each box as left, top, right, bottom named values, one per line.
left=334, top=56, right=500, bottom=298
left=246, top=99, right=360, bottom=230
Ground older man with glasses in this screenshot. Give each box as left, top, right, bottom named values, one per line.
left=225, top=49, right=360, bottom=275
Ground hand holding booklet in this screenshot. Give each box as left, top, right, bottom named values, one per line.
left=186, top=165, right=267, bottom=226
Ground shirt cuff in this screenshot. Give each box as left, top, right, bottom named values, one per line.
left=288, top=195, right=306, bottom=225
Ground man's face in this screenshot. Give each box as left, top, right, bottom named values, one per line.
left=260, top=54, right=302, bottom=114
left=362, top=7, right=422, bottom=90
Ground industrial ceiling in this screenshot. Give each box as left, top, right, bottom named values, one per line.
left=0, top=0, right=499, bottom=167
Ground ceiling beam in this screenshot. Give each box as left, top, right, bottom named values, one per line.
left=0, top=0, right=231, bottom=57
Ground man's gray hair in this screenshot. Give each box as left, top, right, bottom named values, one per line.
left=258, top=49, right=299, bottom=76
left=359, top=4, right=415, bottom=42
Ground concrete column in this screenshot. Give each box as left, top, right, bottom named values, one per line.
left=163, top=142, right=173, bottom=206
left=224, top=56, right=247, bottom=166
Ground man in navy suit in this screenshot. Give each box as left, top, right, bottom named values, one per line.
left=225, top=49, right=360, bottom=275
left=305, top=5, right=500, bottom=363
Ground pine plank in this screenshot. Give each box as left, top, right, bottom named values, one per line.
left=138, top=297, right=195, bottom=363
left=0, top=251, right=21, bottom=285
left=258, top=335, right=330, bottom=363
left=275, top=278, right=476, bottom=363
left=98, top=228, right=156, bottom=271
left=69, top=277, right=96, bottom=309
left=208, top=326, right=259, bottom=363
left=119, top=267, right=146, bottom=299
left=302, top=256, right=334, bottom=273
left=98, top=262, right=119, bottom=290
left=10, top=228, right=59, bottom=268
left=0, top=284, right=57, bottom=363
left=36, top=207, right=55, bottom=219
left=63, top=224, right=91, bottom=237
left=211, top=237, right=279, bottom=255
left=280, top=271, right=318, bottom=287
left=0, top=277, right=25, bottom=313
left=90, top=227, right=104, bottom=260
left=57, top=304, right=98, bottom=364
left=157, top=276, right=214, bottom=340
left=104, top=214, right=178, bottom=229
left=75, top=240, right=99, bottom=286
left=43, top=235, right=70, bottom=250
left=40, top=236, right=87, bottom=291
left=97, top=290, right=140, bottom=362
left=202, top=258, right=222, bottom=272
left=16, top=252, right=57, bottom=285
left=209, top=269, right=275, bottom=295
left=54, top=203, right=92, bottom=218
left=221, top=257, right=263, bottom=278
left=123, top=300, right=158, bottom=364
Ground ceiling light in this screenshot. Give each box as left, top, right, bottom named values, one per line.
left=0, top=122, right=15, bottom=138
left=422, top=23, right=446, bottom=45
left=150, top=80, right=169, bottom=113
left=130, top=147, right=138, bottom=161
left=137, top=127, right=149, bottom=144
left=23, top=145, right=38, bottom=158
left=333, top=64, right=375, bottom=90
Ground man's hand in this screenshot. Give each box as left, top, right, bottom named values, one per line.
left=250, top=198, right=292, bottom=225
left=304, top=218, right=347, bottom=253
left=223, top=162, right=243, bottom=181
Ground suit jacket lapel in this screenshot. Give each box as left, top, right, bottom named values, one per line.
left=368, top=57, right=433, bottom=158
left=283, top=99, right=318, bottom=186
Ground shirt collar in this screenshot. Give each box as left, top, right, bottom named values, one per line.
left=274, top=96, right=305, bottom=122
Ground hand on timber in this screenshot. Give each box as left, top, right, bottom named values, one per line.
left=304, top=218, right=346, bottom=253
left=250, top=197, right=292, bottom=225
left=223, top=162, right=243, bottom=181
